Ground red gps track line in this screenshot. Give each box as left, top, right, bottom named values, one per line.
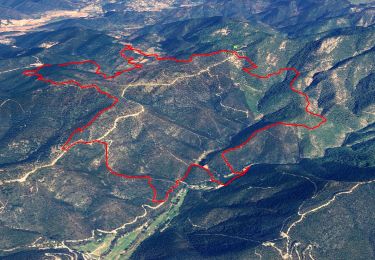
left=22, top=45, right=327, bottom=203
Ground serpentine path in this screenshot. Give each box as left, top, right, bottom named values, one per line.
left=22, top=44, right=327, bottom=203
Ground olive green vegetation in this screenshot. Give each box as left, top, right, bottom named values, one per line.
left=108, top=189, right=188, bottom=259
left=68, top=189, right=187, bottom=259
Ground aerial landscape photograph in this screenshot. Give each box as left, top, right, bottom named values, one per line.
left=0, top=0, right=374, bottom=259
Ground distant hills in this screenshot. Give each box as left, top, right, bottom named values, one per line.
left=0, top=0, right=374, bottom=259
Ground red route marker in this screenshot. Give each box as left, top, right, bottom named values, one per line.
left=22, top=45, right=327, bottom=203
